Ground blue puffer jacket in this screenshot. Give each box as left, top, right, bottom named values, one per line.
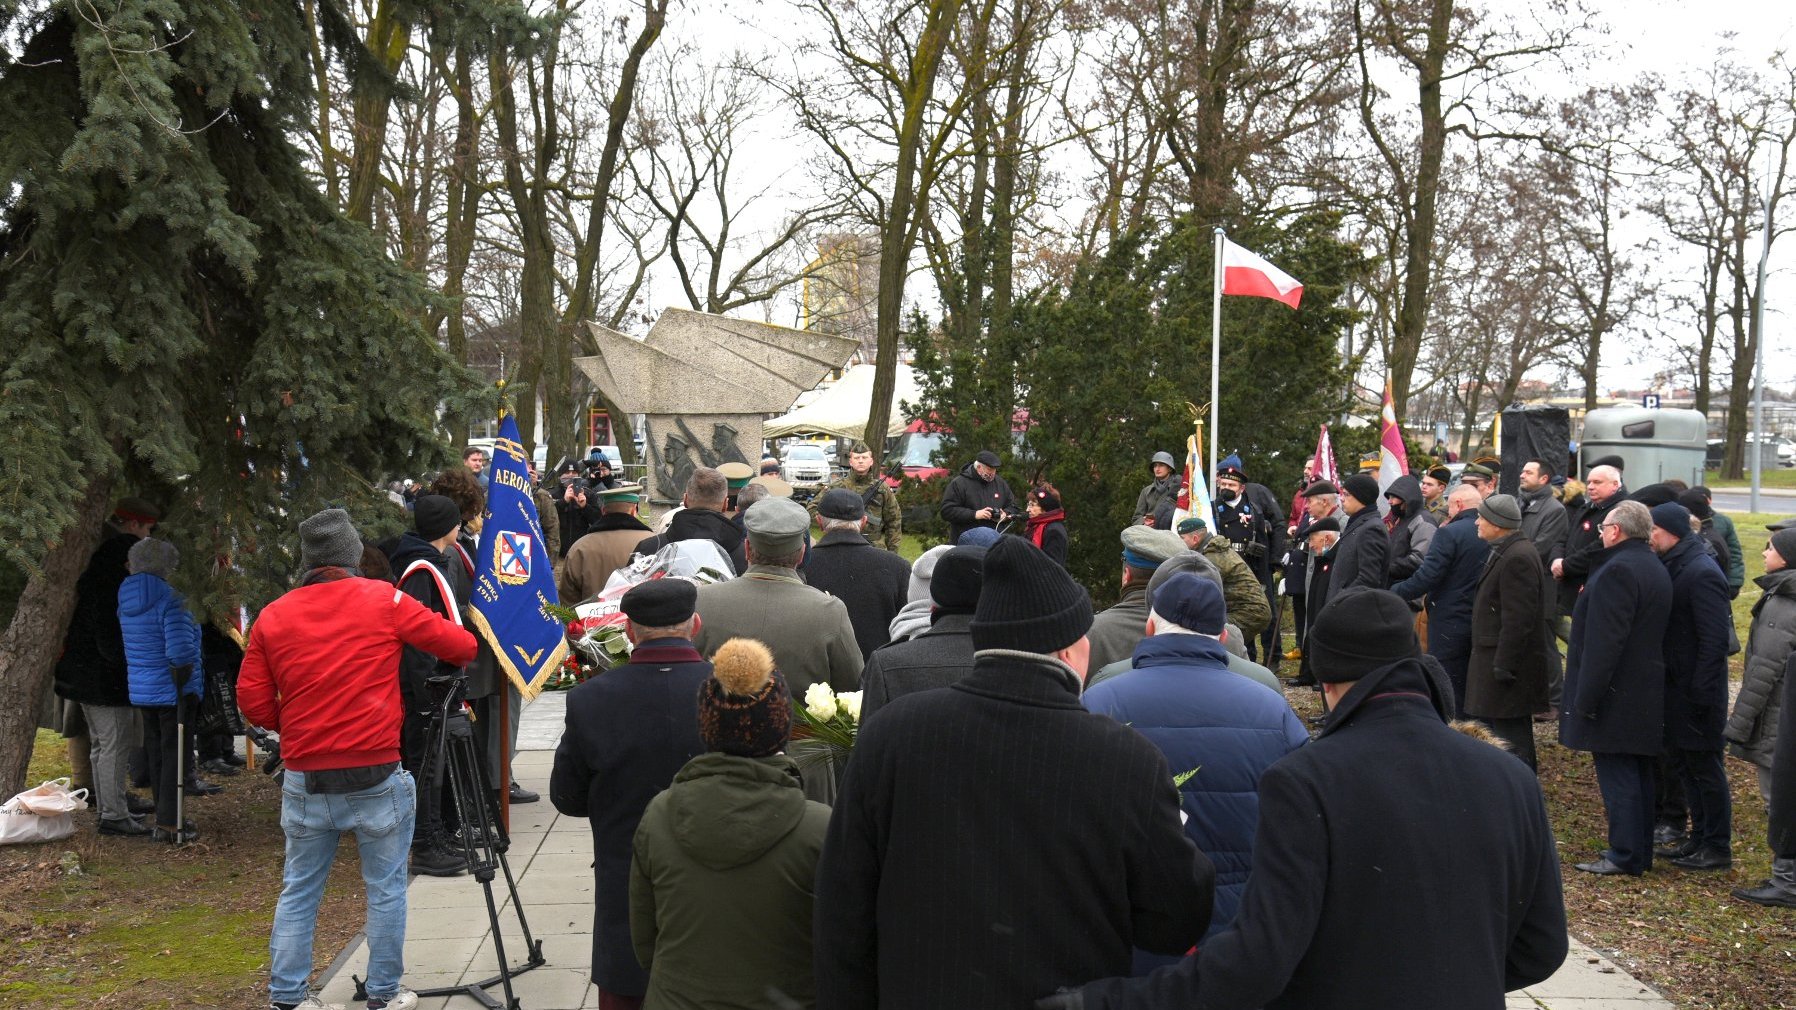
left=1083, top=634, right=1308, bottom=961
left=118, top=573, right=203, bottom=707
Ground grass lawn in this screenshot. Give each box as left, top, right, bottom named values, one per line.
left=1707, top=469, right=1796, bottom=489
left=1, top=730, right=366, bottom=1009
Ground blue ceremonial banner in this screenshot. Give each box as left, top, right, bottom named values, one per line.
left=470, top=415, right=569, bottom=700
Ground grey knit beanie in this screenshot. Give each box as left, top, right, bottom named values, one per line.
left=126, top=537, right=179, bottom=579
left=299, top=508, right=363, bottom=570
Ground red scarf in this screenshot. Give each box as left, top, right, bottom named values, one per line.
left=1027, top=510, right=1066, bottom=548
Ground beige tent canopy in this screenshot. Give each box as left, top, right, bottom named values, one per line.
left=761, top=363, right=923, bottom=440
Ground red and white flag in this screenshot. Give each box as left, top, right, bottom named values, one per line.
left=1313, top=424, right=1339, bottom=485
left=1377, top=379, right=1409, bottom=506
left=1221, top=238, right=1303, bottom=309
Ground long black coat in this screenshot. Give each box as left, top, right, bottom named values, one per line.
left=1660, top=534, right=1733, bottom=751
left=1329, top=507, right=1389, bottom=593
left=1467, top=532, right=1554, bottom=720
left=1560, top=538, right=1674, bottom=756
left=53, top=531, right=139, bottom=707
left=859, top=611, right=976, bottom=723
left=1556, top=491, right=1623, bottom=615
left=803, top=528, right=912, bottom=659
left=1079, top=657, right=1567, bottom=1010
left=548, top=640, right=710, bottom=997
left=814, top=652, right=1213, bottom=1010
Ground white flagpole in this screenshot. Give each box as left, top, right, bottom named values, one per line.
left=1210, top=227, right=1224, bottom=488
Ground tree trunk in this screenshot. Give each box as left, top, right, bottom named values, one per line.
left=864, top=0, right=964, bottom=449
left=345, top=1, right=410, bottom=225
left=438, top=43, right=480, bottom=443
left=0, top=472, right=114, bottom=798
left=1388, top=0, right=1453, bottom=425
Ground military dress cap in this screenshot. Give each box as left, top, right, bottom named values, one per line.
left=749, top=474, right=793, bottom=498
left=759, top=457, right=782, bottom=475
left=598, top=481, right=644, bottom=503
left=742, top=496, right=810, bottom=555
left=1216, top=453, right=1247, bottom=482
left=1425, top=465, right=1452, bottom=484
left=1120, top=525, right=1187, bottom=568
left=1461, top=462, right=1495, bottom=482
left=718, top=461, right=754, bottom=489
left=1302, top=480, right=1339, bottom=497
left=1151, top=450, right=1178, bottom=470
left=620, top=578, right=698, bottom=627
left=817, top=488, right=867, bottom=521
left=848, top=440, right=872, bottom=455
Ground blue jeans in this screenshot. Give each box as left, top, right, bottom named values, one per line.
left=270, top=768, right=416, bottom=1004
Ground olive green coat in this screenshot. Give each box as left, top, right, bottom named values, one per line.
left=810, top=469, right=903, bottom=551
left=630, top=753, right=830, bottom=1010
left=1200, top=534, right=1272, bottom=640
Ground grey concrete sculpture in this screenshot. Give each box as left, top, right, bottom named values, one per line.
left=576, top=309, right=860, bottom=502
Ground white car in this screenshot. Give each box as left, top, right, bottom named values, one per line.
left=782, top=444, right=831, bottom=489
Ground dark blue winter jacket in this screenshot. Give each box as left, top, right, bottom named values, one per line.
left=1391, top=509, right=1489, bottom=668
left=1083, top=633, right=1308, bottom=959
left=119, top=573, right=203, bottom=707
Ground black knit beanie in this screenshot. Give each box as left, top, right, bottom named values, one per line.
left=1341, top=473, right=1380, bottom=510
left=930, top=546, right=986, bottom=613
left=970, top=537, right=1093, bottom=653
left=1772, top=528, right=1796, bottom=567
left=699, top=639, right=792, bottom=758
left=1307, top=588, right=1419, bottom=683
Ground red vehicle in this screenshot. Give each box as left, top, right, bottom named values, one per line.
left=883, top=414, right=1032, bottom=487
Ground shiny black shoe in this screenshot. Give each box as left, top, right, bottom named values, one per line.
left=200, top=759, right=241, bottom=777
left=221, top=751, right=248, bottom=768
left=508, top=781, right=539, bottom=804
left=1670, top=848, right=1733, bottom=871
left=1574, top=856, right=1642, bottom=877
left=1652, top=823, right=1687, bottom=848
left=97, top=816, right=151, bottom=837
left=152, top=820, right=199, bottom=844
left=1733, top=881, right=1796, bottom=907
left=1654, top=839, right=1698, bottom=860
left=184, top=778, right=224, bottom=797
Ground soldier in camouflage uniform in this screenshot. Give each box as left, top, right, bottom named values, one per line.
left=811, top=440, right=903, bottom=552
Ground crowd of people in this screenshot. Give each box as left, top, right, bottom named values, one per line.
left=42, top=436, right=1796, bottom=1010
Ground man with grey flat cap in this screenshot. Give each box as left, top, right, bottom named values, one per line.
left=940, top=450, right=1018, bottom=545
left=813, top=440, right=903, bottom=551
left=806, top=488, right=912, bottom=658
left=1088, top=526, right=1191, bottom=673
left=1468, top=494, right=1553, bottom=770
left=1133, top=451, right=1185, bottom=527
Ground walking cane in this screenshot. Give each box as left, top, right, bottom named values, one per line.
left=171, top=664, right=188, bottom=845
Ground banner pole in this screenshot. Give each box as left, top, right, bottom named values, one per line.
left=1211, top=227, right=1224, bottom=488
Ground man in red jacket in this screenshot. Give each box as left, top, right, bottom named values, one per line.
left=239, top=509, right=477, bottom=1010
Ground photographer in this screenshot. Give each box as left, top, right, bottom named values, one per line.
left=939, top=450, right=1018, bottom=545
left=239, top=508, right=476, bottom=1010
left=558, top=480, right=603, bottom=558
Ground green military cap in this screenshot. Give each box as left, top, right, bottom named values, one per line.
left=1120, top=525, right=1187, bottom=567
left=1462, top=462, right=1495, bottom=481
left=1176, top=516, right=1208, bottom=536
left=718, top=461, right=754, bottom=489
left=597, top=481, right=644, bottom=503
left=848, top=440, right=872, bottom=455
left=743, top=496, right=809, bottom=555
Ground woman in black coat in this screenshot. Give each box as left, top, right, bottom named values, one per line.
left=1025, top=483, right=1069, bottom=568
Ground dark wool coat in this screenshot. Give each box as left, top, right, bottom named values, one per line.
left=1712, top=512, right=1747, bottom=592
left=634, top=508, right=747, bottom=574
left=557, top=499, right=604, bottom=557
left=53, top=531, right=140, bottom=708
left=1132, top=475, right=1184, bottom=526
left=548, top=640, right=710, bottom=997
left=802, top=528, right=912, bottom=659
left=1080, top=657, right=1567, bottom=1010
left=1560, top=539, right=1674, bottom=756
left=1556, top=491, right=1624, bottom=615
left=1727, top=568, right=1796, bottom=769
left=939, top=461, right=1018, bottom=545
left=1329, top=507, right=1390, bottom=594
left=1659, top=534, right=1733, bottom=751
left=1083, top=635, right=1308, bottom=951
left=859, top=611, right=976, bottom=723
left=1391, top=509, right=1489, bottom=672
left=1034, top=519, right=1070, bottom=568
left=1467, top=532, right=1554, bottom=720
left=1518, top=485, right=1569, bottom=564
left=813, top=652, right=1213, bottom=1010
left=1087, top=582, right=1152, bottom=675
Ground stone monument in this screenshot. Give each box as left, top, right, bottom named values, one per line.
left=576, top=309, right=861, bottom=503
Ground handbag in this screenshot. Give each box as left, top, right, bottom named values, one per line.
left=0, top=777, right=86, bottom=846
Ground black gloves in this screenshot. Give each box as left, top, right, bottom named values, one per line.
left=1035, top=989, right=1085, bottom=1010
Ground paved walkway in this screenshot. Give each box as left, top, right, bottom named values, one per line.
left=316, top=692, right=1675, bottom=1010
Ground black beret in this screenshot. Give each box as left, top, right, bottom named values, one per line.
left=620, top=578, right=697, bottom=627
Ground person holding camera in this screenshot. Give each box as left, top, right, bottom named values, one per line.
left=240, top=508, right=477, bottom=1010
left=939, top=450, right=1018, bottom=545
left=559, top=480, right=603, bottom=558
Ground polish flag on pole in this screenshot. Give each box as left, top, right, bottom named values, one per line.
left=1377, top=378, right=1409, bottom=502
left=1220, top=238, right=1303, bottom=309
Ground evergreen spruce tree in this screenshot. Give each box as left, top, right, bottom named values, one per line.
left=913, top=211, right=1367, bottom=598
left=0, top=3, right=486, bottom=793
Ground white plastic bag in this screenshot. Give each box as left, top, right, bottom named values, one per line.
left=0, top=777, right=86, bottom=845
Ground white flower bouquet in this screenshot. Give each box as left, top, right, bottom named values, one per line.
left=790, top=683, right=862, bottom=768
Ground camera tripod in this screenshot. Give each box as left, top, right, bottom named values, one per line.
left=353, top=676, right=544, bottom=1009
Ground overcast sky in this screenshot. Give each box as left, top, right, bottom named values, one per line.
left=650, top=0, right=1796, bottom=401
